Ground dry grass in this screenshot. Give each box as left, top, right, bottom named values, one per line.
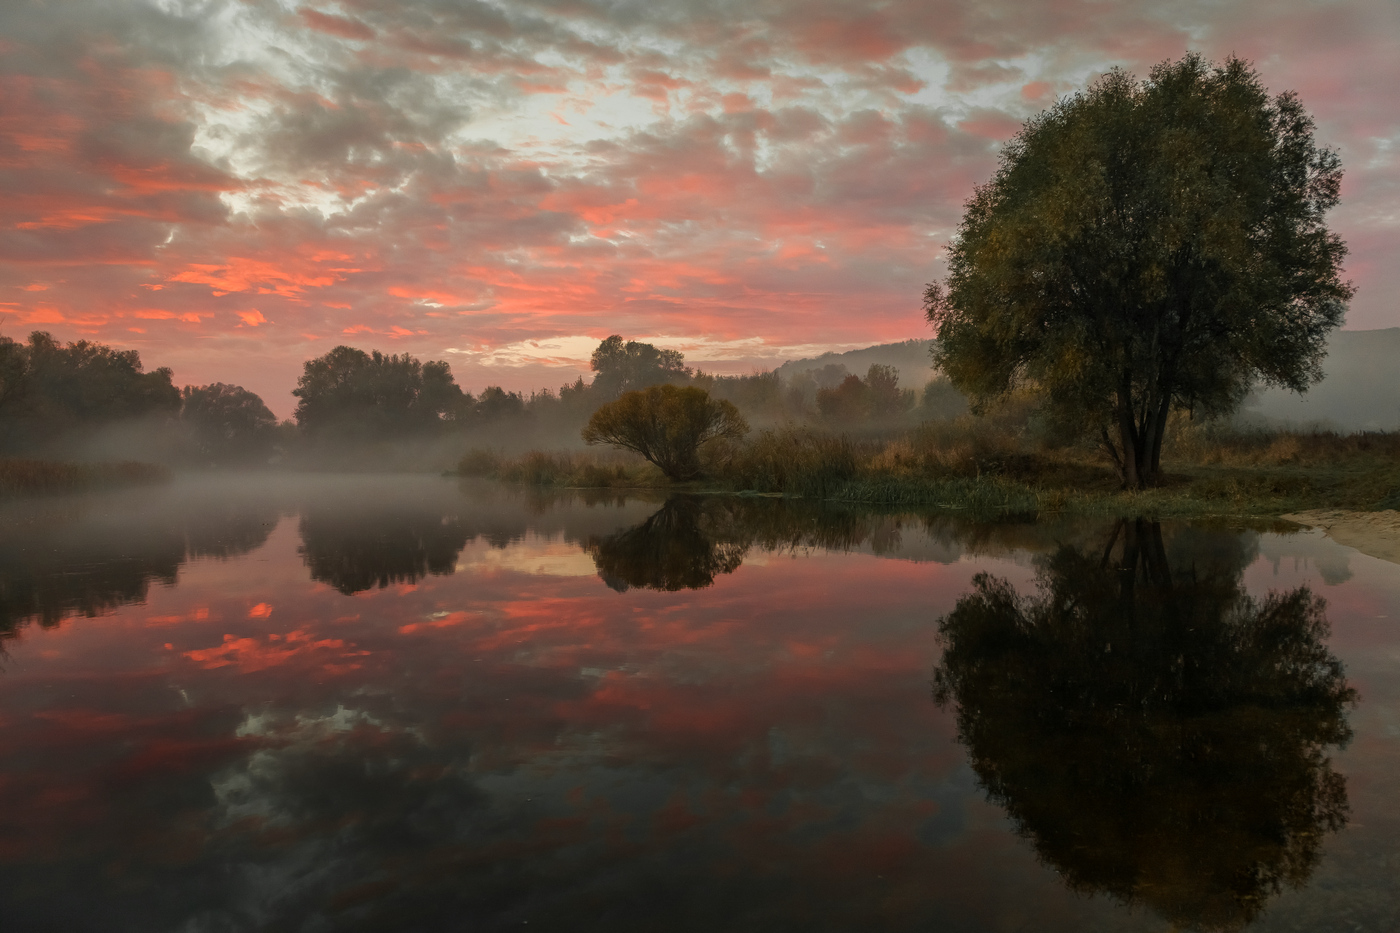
left=457, top=448, right=663, bottom=488
left=0, top=458, right=171, bottom=495
left=459, top=422, right=1400, bottom=518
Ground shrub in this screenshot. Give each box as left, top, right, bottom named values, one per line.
left=582, top=384, right=749, bottom=480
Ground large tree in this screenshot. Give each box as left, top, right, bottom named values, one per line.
left=925, top=55, right=1353, bottom=488
left=292, top=346, right=470, bottom=436
left=180, top=383, right=279, bottom=464
left=589, top=335, right=690, bottom=398
left=0, top=331, right=180, bottom=452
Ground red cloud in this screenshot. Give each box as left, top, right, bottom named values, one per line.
left=299, top=8, right=376, bottom=41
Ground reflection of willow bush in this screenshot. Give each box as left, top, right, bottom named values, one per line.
left=298, top=508, right=470, bottom=595
left=582, top=495, right=932, bottom=591
left=933, top=520, right=1355, bottom=932
left=585, top=497, right=747, bottom=592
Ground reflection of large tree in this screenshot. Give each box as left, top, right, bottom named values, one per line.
left=934, top=519, right=1355, bottom=932
left=584, top=497, right=747, bottom=591
left=298, top=508, right=470, bottom=595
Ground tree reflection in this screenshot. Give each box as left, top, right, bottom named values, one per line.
left=1, top=498, right=276, bottom=639
left=933, top=519, right=1356, bottom=932
left=298, top=507, right=470, bottom=595
left=584, top=497, right=747, bottom=591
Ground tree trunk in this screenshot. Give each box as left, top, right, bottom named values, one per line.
left=1116, top=391, right=1140, bottom=489
left=1148, top=392, right=1171, bottom=480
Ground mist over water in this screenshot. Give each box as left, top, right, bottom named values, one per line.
left=1, top=476, right=1398, bottom=932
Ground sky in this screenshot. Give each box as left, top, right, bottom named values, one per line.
left=1, top=0, right=1397, bottom=416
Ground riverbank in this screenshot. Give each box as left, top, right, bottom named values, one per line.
left=0, top=458, right=171, bottom=495
left=457, top=426, right=1400, bottom=523
left=1282, top=509, right=1400, bottom=565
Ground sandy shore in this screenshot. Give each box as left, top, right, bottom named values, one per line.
left=1281, top=510, right=1400, bottom=566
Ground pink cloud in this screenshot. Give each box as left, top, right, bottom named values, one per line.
left=0, top=0, right=1393, bottom=418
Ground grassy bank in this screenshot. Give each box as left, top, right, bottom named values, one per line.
left=459, top=423, right=1400, bottom=520
left=0, top=458, right=171, bottom=496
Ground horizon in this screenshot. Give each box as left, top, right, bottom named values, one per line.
left=2, top=0, right=1397, bottom=414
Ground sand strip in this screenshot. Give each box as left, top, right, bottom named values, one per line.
left=1280, top=510, right=1400, bottom=566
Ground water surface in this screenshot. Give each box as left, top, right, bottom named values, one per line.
left=1, top=475, right=1397, bottom=932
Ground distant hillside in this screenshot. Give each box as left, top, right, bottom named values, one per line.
left=776, top=329, right=1400, bottom=431
left=1245, top=328, right=1400, bottom=431
left=777, top=339, right=936, bottom=389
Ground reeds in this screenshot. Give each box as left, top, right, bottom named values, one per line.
left=457, top=448, right=660, bottom=487
left=0, top=458, right=171, bottom=495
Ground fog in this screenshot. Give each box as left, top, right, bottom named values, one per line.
left=1244, top=328, right=1400, bottom=431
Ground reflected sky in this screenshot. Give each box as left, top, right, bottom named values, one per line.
left=0, top=477, right=1397, bottom=932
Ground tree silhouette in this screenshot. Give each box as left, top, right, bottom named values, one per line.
left=588, top=335, right=689, bottom=399
left=927, top=55, right=1352, bottom=487
left=292, top=346, right=470, bottom=437
left=584, top=497, right=747, bottom=592
left=0, top=331, right=180, bottom=452
left=298, top=506, right=470, bottom=595
left=933, top=520, right=1355, bottom=931
left=180, top=383, right=279, bottom=464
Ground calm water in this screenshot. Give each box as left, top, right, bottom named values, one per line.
left=1, top=475, right=1398, bottom=933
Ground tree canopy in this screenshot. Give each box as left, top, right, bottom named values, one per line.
left=0, top=331, right=180, bottom=452
left=582, top=384, right=748, bottom=480
left=292, top=346, right=470, bottom=436
left=180, top=383, right=279, bottom=464
left=589, top=335, right=690, bottom=398
left=925, top=54, right=1353, bottom=488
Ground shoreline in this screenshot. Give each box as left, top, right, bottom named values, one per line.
left=1281, top=509, right=1400, bottom=566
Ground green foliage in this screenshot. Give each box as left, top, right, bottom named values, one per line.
left=589, top=335, right=690, bottom=398
left=0, top=331, right=180, bottom=452
left=582, top=384, right=749, bottom=481
left=934, top=521, right=1354, bottom=929
left=927, top=54, right=1352, bottom=489
left=292, top=345, right=470, bottom=437
left=180, top=383, right=278, bottom=464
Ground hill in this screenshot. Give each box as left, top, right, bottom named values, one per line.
left=775, top=329, right=1400, bottom=431
left=775, top=339, right=936, bottom=389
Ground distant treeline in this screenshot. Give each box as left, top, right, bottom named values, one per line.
left=0, top=330, right=965, bottom=467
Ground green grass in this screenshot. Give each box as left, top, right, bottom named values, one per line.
left=0, top=458, right=171, bottom=495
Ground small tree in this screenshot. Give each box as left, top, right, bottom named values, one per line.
left=926, top=55, right=1352, bottom=488
left=582, top=384, right=748, bottom=481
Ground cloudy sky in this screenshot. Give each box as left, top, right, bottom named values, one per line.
left=1, top=0, right=1396, bottom=414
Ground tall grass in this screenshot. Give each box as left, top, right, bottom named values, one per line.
left=457, top=448, right=662, bottom=488
left=459, top=421, right=1400, bottom=517
left=0, top=459, right=171, bottom=495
